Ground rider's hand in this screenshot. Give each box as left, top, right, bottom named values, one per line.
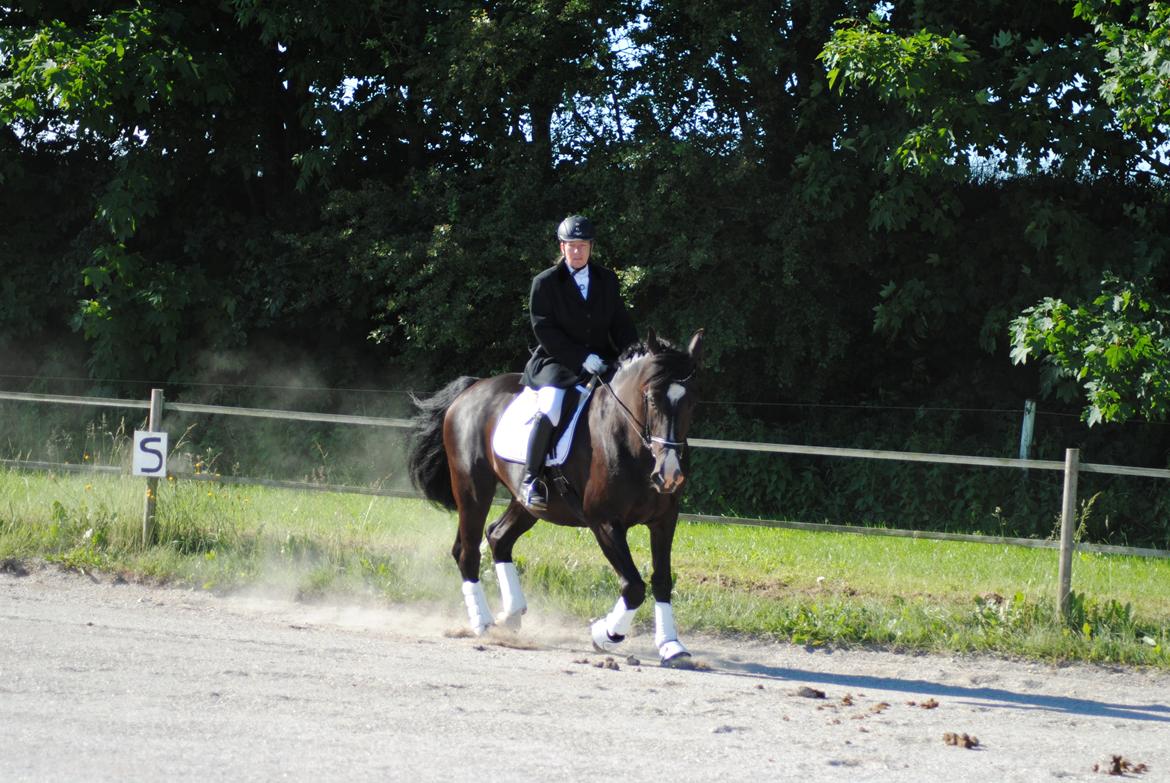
left=583, top=354, right=607, bottom=374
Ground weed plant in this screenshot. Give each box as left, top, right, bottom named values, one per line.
left=2, top=467, right=1167, bottom=667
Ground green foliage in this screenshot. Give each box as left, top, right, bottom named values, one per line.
left=822, top=16, right=979, bottom=174
left=1011, top=277, right=1170, bottom=425
left=4, top=1, right=1165, bottom=397
left=1075, top=0, right=1170, bottom=138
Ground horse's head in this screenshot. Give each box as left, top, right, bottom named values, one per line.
left=612, top=328, right=704, bottom=494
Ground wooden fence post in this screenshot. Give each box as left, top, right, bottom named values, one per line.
left=142, top=388, right=164, bottom=546
left=1019, top=400, right=1036, bottom=461
left=1057, top=447, right=1080, bottom=620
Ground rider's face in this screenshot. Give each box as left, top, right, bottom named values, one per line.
left=561, top=240, right=592, bottom=270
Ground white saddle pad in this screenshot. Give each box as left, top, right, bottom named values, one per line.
left=492, top=385, right=591, bottom=466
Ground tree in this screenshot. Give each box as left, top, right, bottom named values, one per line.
left=1075, top=0, right=1170, bottom=135
left=1011, top=276, right=1170, bottom=424
left=819, top=3, right=1170, bottom=414
left=2, top=3, right=324, bottom=380
left=1006, top=1, right=1170, bottom=423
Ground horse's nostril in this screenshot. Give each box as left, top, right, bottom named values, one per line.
left=652, top=473, right=684, bottom=494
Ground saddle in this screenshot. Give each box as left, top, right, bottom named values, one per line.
left=492, top=384, right=593, bottom=466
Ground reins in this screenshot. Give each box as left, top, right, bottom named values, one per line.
left=596, top=371, right=690, bottom=453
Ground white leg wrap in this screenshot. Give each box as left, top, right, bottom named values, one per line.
left=658, top=639, right=690, bottom=661
left=462, top=580, right=492, bottom=636
left=654, top=601, right=677, bottom=647
left=606, top=597, right=637, bottom=637
left=590, top=597, right=636, bottom=652
left=654, top=602, right=690, bottom=661
left=494, top=562, right=527, bottom=623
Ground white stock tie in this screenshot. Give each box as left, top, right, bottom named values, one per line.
left=572, top=265, right=590, bottom=300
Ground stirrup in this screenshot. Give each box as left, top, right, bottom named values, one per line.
left=521, top=476, right=549, bottom=511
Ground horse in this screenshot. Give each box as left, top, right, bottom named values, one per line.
left=407, top=328, right=703, bottom=664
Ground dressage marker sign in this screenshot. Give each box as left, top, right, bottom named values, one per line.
left=132, top=430, right=168, bottom=477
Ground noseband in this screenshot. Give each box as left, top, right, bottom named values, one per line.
left=598, top=373, right=690, bottom=455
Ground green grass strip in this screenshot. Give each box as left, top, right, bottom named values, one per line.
left=1, top=467, right=1167, bottom=667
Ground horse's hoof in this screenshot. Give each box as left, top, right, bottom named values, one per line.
left=658, top=639, right=691, bottom=666
left=590, top=618, right=626, bottom=652
left=496, top=611, right=523, bottom=631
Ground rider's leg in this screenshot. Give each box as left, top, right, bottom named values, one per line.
left=521, top=386, right=565, bottom=511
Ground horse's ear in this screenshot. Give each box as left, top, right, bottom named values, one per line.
left=646, top=328, right=661, bottom=353
left=687, top=328, right=704, bottom=365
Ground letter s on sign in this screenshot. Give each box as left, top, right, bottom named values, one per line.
left=133, top=431, right=169, bottom=477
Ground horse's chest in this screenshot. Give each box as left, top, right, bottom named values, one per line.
left=588, top=480, right=675, bottom=524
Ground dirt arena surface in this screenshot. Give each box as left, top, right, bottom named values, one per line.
left=2, top=563, right=1167, bottom=781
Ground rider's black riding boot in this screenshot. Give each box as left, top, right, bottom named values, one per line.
left=521, top=413, right=554, bottom=512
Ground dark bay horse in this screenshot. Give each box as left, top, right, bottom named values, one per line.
left=408, top=329, right=703, bottom=664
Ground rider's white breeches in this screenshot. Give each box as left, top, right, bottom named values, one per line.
left=534, top=386, right=567, bottom=426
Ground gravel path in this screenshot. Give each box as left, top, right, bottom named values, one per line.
left=2, top=563, right=1166, bottom=781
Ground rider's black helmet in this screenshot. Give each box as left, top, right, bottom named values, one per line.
left=556, top=215, right=595, bottom=242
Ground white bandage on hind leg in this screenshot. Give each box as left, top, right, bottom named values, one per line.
left=654, top=601, right=679, bottom=647
left=605, top=597, right=637, bottom=638
left=495, top=562, right=527, bottom=617
left=462, top=580, right=492, bottom=635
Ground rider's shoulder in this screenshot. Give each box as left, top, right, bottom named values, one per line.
left=532, top=263, right=565, bottom=285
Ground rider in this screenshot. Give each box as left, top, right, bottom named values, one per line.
left=519, top=214, right=638, bottom=511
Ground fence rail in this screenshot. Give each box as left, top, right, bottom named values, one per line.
left=3, top=389, right=1168, bottom=615
left=689, top=438, right=1170, bottom=479
left=6, top=390, right=1166, bottom=479
left=0, top=390, right=411, bottom=428
left=0, top=391, right=150, bottom=411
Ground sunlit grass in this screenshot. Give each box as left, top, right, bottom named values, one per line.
left=505, top=519, right=1170, bottom=664
left=2, top=467, right=1167, bottom=666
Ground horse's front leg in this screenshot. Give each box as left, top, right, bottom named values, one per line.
left=589, top=521, right=645, bottom=652
left=649, top=517, right=691, bottom=664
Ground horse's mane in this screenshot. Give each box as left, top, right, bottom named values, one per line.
left=615, top=337, right=695, bottom=388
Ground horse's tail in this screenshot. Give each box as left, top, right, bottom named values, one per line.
left=407, top=376, right=479, bottom=511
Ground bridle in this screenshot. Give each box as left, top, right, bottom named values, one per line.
left=597, top=372, right=691, bottom=455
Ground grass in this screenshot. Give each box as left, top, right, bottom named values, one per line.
left=2, top=466, right=1168, bottom=667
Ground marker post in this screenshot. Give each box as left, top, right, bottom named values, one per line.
left=134, top=389, right=167, bottom=546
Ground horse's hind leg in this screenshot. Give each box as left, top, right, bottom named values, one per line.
left=451, top=481, right=497, bottom=636
left=485, top=501, right=537, bottom=629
